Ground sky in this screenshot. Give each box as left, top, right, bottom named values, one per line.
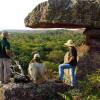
left=0, top=0, right=47, bottom=30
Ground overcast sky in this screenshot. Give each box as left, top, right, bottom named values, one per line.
left=0, top=0, right=47, bottom=30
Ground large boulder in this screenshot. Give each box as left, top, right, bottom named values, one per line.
left=24, top=0, right=100, bottom=28
left=0, top=82, right=68, bottom=100
left=77, top=28, right=100, bottom=80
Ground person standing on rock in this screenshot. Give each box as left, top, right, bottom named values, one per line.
left=58, top=40, right=77, bottom=86
left=0, top=31, right=12, bottom=84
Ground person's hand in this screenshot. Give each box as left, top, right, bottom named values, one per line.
left=6, top=49, right=12, bottom=57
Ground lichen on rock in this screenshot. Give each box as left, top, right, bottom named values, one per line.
left=24, top=0, right=100, bottom=28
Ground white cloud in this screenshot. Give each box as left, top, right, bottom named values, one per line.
left=0, top=0, right=47, bottom=30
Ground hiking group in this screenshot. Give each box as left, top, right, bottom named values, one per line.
left=0, top=31, right=77, bottom=87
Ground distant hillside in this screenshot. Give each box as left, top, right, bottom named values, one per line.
left=1, top=29, right=48, bottom=34
left=0, top=28, right=85, bottom=34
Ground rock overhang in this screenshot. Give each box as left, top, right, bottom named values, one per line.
left=24, top=0, right=100, bottom=29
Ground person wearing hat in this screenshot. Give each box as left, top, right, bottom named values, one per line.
left=28, top=53, right=46, bottom=84
left=0, top=31, right=12, bottom=84
left=58, top=40, right=77, bottom=86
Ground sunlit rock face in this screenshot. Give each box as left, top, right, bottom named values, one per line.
left=24, top=0, right=100, bottom=28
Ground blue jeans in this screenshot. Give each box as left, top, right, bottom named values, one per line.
left=59, top=64, right=76, bottom=86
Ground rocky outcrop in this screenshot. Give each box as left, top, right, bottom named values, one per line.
left=24, top=0, right=100, bottom=28
left=84, top=28, right=100, bottom=50
left=0, top=82, right=68, bottom=100
left=77, top=28, right=100, bottom=79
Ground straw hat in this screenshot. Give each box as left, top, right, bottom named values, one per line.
left=64, top=39, right=75, bottom=47
left=33, top=54, right=40, bottom=59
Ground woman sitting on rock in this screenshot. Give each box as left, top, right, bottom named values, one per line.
left=28, top=53, right=46, bottom=84
left=58, top=40, right=77, bottom=86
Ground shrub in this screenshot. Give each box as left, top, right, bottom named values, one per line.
left=48, top=50, right=65, bottom=63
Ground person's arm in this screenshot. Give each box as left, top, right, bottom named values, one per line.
left=67, top=56, right=74, bottom=63
left=64, top=52, right=70, bottom=63
left=5, top=43, right=12, bottom=57
left=6, top=49, right=12, bottom=57
left=28, top=64, right=32, bottom=76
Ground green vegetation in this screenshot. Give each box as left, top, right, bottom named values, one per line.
left=9, top=30, right=85, bottom=73
left=2, top=29, right=99, bottom=99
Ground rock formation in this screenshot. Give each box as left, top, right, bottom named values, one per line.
left=24, top=0, right=100, bottom=80
left=24, top=0, right=100, bottom=28
left=0, top=82, right=68, bottom=100
left=77, top=28, right=100, bottom=79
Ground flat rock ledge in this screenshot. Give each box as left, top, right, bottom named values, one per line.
left=0, top=81, right=68, bottom=100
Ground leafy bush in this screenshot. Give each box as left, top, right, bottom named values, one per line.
left=48, top=50, right=65, bottom=63
left=44, top=61, right=58, bottom=72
